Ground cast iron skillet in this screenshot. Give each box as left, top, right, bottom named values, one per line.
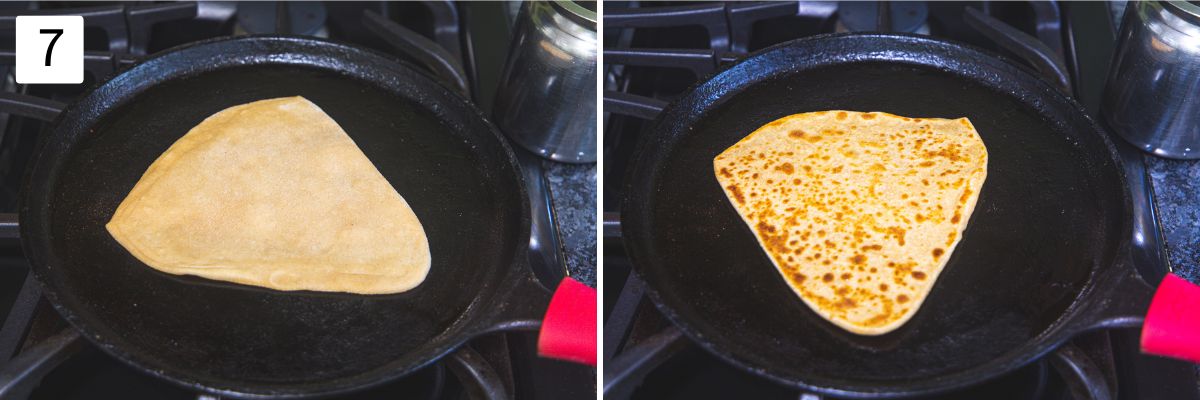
left=621, top=33, right=1182, bottom=398
left=18, top=36, right=568, bottom=398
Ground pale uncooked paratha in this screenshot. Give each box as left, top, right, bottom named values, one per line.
left=107, top=96, right=431, bottom=294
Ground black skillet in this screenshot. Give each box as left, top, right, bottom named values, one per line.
left=620, top=33, right=1199, bottom=398
left=18, top=35, right=592, bottom=398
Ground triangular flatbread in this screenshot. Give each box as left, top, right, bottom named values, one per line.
left=107, top=96, right=430, bottom=294
left=714, top=111, right=987, bottom=335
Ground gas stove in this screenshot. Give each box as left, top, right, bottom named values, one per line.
left=0, top=2, right=593, bottom=399
left=602, top=2, right=1200, bottom=399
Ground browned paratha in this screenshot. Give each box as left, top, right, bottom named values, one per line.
left=714, top=110, right=988, bottom=335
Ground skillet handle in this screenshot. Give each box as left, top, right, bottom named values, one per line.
left=1081, top=266, right=1155, bottom=331
left=1140, top=273, right=1200, bottom=363
left=1083, top=266, right=1200, bottom=364
left=537, top=277, right=597, bottom=366
left=487, top=273, right=553, bottom=332
left=488, top=275, right=597, bottom=366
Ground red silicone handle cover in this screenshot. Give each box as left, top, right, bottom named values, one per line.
left=537, top=277, right=597, bottom=366
left=1141, top=273, right=1200, bottom=363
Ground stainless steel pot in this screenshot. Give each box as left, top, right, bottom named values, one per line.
left=493, top=1, right=597, bottom=163
left=1102, top=0, right=1200, bottom=159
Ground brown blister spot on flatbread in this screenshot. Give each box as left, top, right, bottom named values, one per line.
left=756, top=221, right=792, bottom=262
left=891, top=262, right=917, bottom=285
left=885, top=227, right=907, bottom=246
left=727, top=185, right=745, bottom=205
left=924, top=145, right=967, bottom=163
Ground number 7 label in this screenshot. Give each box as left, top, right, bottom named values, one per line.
left=16, top=16, right=83, bottom=84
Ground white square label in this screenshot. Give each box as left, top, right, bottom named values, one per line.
left=15, top=15, right=83, bottom=84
